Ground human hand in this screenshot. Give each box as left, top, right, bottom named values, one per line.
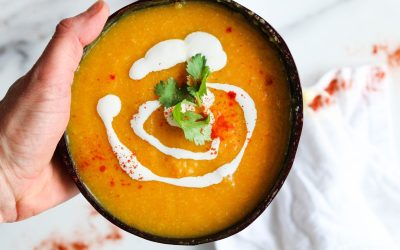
left=0, top=1, right=109, bottom=222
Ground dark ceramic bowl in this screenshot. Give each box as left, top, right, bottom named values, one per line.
left=58, top=0, right=303, bottom=245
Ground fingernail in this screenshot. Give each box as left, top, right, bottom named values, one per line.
left=87, top=0, right=104, bottom=16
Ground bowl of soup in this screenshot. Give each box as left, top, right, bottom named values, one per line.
left=59, top=0, right=303, bottom=245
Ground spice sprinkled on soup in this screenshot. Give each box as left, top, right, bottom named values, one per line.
left=68, top=1, right=292, bottom=238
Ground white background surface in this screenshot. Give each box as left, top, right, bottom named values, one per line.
left=1, top=0, right=399, bottom=249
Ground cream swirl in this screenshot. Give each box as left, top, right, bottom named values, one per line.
left=97, top=82, right=256, bottom=188
left=129, top=32, right=227, bottom=80
left=97, top=31, right=258, bottom=188
left=130, top=100, right=220, bottom=160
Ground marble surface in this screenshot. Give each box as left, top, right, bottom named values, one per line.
left=1, top=0, right=400, bottom=249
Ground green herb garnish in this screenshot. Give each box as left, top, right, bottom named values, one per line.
left=154, top=53, right=212, bottom=145
left=187, top=54, right=210, bottom=106
left=154, top=77, right=192, bottom=108
left=172, top=101, right=212, bottom=146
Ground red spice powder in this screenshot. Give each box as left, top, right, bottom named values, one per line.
left=372, top=44, right=380, bottom=55
left=72, top=242, right=89, bottom=250
left=81, top=161, right=90, bottom=169
left=308, top=78, right=344, bottom=111
left=99, top=165, right=106, bottom=172
left=226, top=26, right=232, bottom=33
left=374, top=69, right=386, bottom=80
left=211, top=115, right=234, bottom=140
left=35, top=240, right=90, bottom=250
left=324, top=79, right=340, bottom=95
left=90, top=152, right=105, bottom=162
left=120, top=180, right=132, bottom=186
left=308, top=95, right=324, bottom=111
left=227, top=91, right=236, bottom=99
left=388, top=48, right=400, bottom=67
left=266, top=77, right=274, bottom=86
left=371, top=44, right=400, bottom=67
left=367, top=67, right=386, bottom=92
left=34, top=207, right=123, bottom=250
left=110, top=179, right=115, bottom=187
left=54, top=243, right=67, bottom=250
left=109, top=74, right=116, bottom=80
left=105, top=228, right=123, bottom=241
left=372, top=44, right=388, bottom=55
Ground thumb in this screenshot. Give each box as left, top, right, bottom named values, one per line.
left=30, top=0, right=109, bottom=88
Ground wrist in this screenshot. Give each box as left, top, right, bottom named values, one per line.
left=0, top=137, right=17, bottom=223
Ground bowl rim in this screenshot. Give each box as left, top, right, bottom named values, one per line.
left=58, top=0, right=303, bottom=245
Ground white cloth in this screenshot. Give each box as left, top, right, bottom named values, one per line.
left=216, top=66, right=400, bottom=250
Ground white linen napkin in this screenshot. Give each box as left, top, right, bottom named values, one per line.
left=215, top=65, right=400, bottom=250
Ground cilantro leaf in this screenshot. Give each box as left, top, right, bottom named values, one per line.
left=172, top=101, right=212, bottom=145
left=155, top=77, right=192, bottom=108
left=186, top=54, right=207, bottom=81
left=186, top=54, right=211, bottom=105
left=197, top=67, right=210, bottom=97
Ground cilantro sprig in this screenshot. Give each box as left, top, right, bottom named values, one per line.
left=154, top=54, right=212, bottom=145
left=172, top=101, right=212, bottom=145
left=186, top=54, right=210, bottom=105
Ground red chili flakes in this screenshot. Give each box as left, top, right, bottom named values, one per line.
left=72, top=242, right=89, bottom=250
left=109, top=74, right=116, bottom=80
left=105, top=228, right=123, bottom=241
left=308, top=77, right=345, bottom=111
left=309, top=95, right=324, bottom=111
left=211, top=115, right=234, bottom=140
left=227, top=91, right=236, bottom=100
left=35, top=241, right=89, bottom=250
left=266, top=77, right=274, bottom=86
left=33, top=209, right=123, bottom=250
left=138, top=184, right=143, bottom=189
left=372, top=44, right=379, bottom=55
left=110, top=179, right=115, bottom=187
left=54, top=243, right=68, bottom=250
left=91, top=154, right=105, bottom=161
left=226, top=26, right=232, bottom=33
left=81, top=161, right=90, bottom=169
left=120, top=180, right=131, bottom=186
left=99, top=165, right=106, bottom=172
left=324, top=79, right=340, bottom=95
left=388, top=48, right=400, bottom=67
left=374, top=69, right=386, bottom=80
left=372, top=44, right=388, bottom=55
left=372, top=44, right=400, bottom=68
left=366, top=67, right=386, bottom=92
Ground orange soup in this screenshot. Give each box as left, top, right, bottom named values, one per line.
left=67, top=1, right=292, bottom=238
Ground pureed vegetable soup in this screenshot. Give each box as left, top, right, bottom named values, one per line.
left=67, top=1, right=292, bottom=238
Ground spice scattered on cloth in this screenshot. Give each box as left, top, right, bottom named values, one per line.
left=34, top=207, right=123, bottom=250
left=216, top=65, right=400, bottom=250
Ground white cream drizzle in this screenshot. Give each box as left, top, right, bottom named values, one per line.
left=129, top=32, right=227, bottom=80
left=97, top=82, right=256, bottom=188
left=130, top=100, right=220, bottom=160
left=95, top=31, right=259, bottom=188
